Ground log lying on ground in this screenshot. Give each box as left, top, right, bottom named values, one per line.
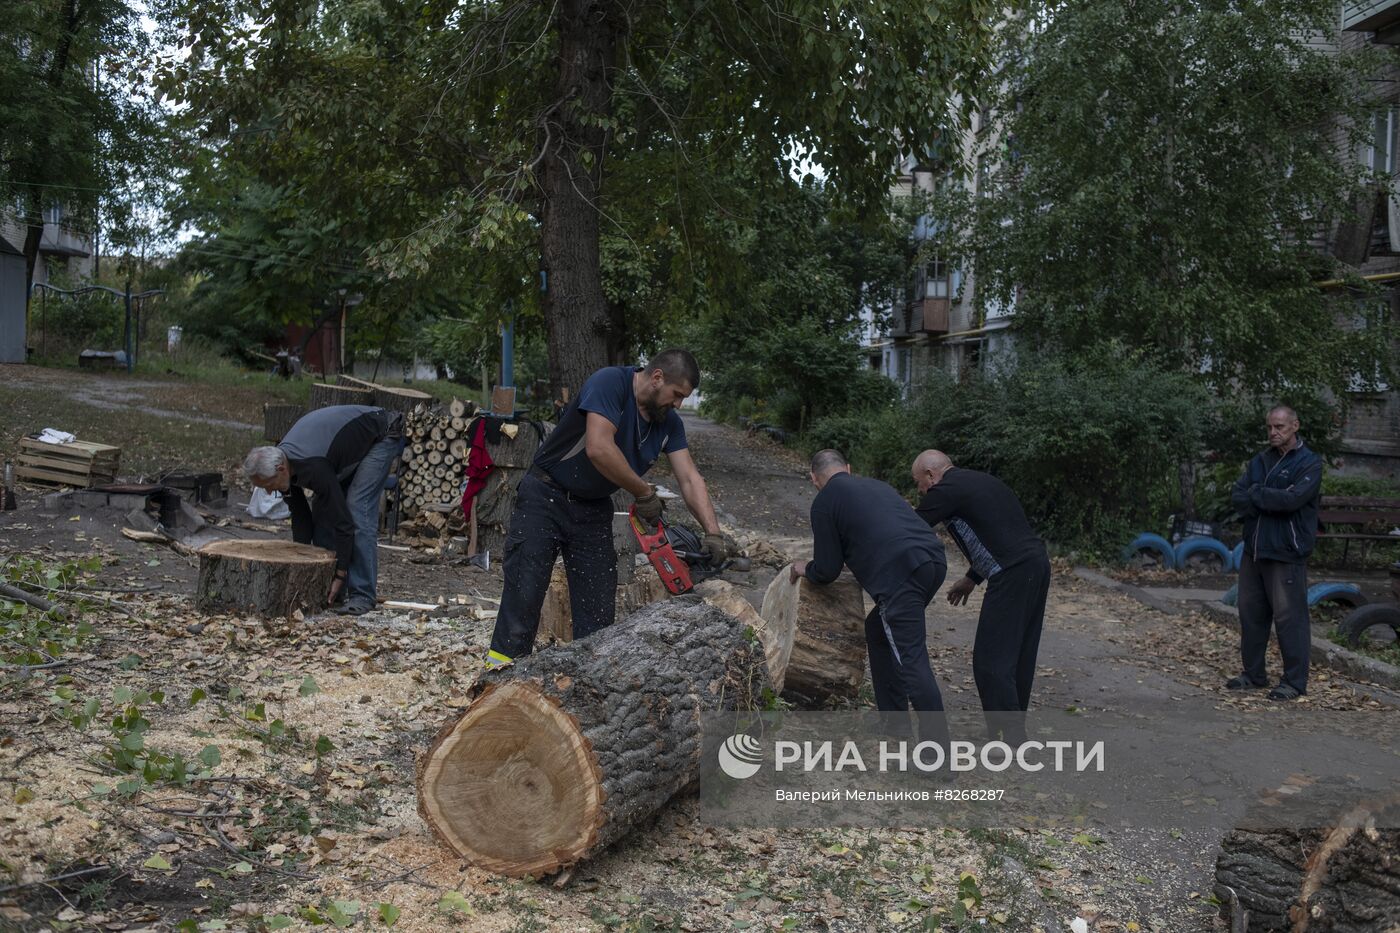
left=760, top=565, right=865, bottom=705
left=1214, top=797, right=1400, bottom=932
left=308, top=383, right=373, bottom=411
left=195, top=540, right=335, bottom=617
left=694, top=579, right=792, bottom=693
left=373, top=385, right=434, bottom=413
left=418, top=597, right=770, bottom=877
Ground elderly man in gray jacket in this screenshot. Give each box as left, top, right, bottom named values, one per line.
left=243, top=405, right=403, bottom=614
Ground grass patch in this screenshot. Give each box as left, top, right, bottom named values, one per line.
left=1328, top=624, right=1400, bottom=666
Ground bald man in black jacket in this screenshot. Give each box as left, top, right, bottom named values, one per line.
left=792, top=449, right=948, bottom=715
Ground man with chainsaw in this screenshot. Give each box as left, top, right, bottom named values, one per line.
left=485, top=349, right=730, bottom=667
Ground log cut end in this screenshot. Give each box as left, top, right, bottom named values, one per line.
left=195, top=539, right=336, bottom=617
left=418, top=682, right=605, bottom=878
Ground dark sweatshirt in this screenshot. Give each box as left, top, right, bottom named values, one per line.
left=278, top=405, right=393, bottom=569
left=804, top=472, right=946, bottom=603
left=915, top=468, right=1045, bottom=584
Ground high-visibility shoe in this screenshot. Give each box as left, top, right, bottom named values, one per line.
left=485, top=650, right=513, bottom=669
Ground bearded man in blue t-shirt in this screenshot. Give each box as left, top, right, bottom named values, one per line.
left=485, top=348, right=729, bottom=666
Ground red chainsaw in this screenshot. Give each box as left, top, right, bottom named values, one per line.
left=628, top=507, right=750, bottom=595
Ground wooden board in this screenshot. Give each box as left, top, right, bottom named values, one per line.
left=19, top=438, right=121, bottom=462
left=491, top=386, right=516, bottom=416
left=15, top=466, right=115, bottom=488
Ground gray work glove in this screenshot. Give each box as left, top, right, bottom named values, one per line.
left=633, top=489, right=665, bottom=528
left=703, top=533, right=730, bottom=566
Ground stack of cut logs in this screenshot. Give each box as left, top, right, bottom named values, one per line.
left=399, top=398, right=476, bottom=514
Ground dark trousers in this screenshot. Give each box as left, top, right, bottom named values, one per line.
left=866, top=560, right=948, bottom=717
left=973, top=554, right=1050, bottom=714
left=1237, top=552, right=1310, bottom=694
left=489, top=474, right=616, bottom=660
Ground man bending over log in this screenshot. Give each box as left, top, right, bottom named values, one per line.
left=243, top=405, right=404, bottom=615
left=912, top=450, right=1050, bottom=734
left=485, top=349, right=728, bottom=667
left=791, top=450, right=948, bottom=727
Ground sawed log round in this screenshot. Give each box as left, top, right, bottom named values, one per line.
left=195, top=540, right=335, bottom=617
left=416, top=597, right=770, bottom=878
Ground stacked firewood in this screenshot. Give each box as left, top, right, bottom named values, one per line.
left=400, top=399, right=477, bottom=514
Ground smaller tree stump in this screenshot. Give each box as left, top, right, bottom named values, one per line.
left=196, top=540, right=335, bottom=617
left=760, top=565, right=865, bottom=705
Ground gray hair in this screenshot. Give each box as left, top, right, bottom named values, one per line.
left=1268, top=404, right=1299, bottom=423
left=811, top=449, right=849, bottom=477
left=243, top=446, right=287, bottom=480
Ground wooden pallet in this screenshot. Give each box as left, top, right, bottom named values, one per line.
left=16, top=438, right=121, bottom=488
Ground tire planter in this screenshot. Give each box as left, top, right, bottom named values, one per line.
left=1306, top=581, right=1367, bottom=610
left=1336, top=602, right=1400, bottom=649
left=1174, top=536, right=1233, bottom=573
left=1221, top=583, right=1239, bottom=607
left=1122, top=532, right=1177, bottom=571
left=1231, top=542, right=1245, bottom=571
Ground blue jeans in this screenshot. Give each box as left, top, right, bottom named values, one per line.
left=313, top=436, right=400, bottom=603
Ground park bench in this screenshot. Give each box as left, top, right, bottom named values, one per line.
left=1317, top=496, right=1400, bottom=563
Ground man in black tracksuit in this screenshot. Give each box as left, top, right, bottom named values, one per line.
left=1228, top=404, right=1323, bottom=701
left=912, top=450, right=1050, bottom=716
left=792, top=450, right=948, bottom=719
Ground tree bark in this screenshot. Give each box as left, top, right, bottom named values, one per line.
left=195, top=540, right=336, bottom=617
left=540, top=0, right=623, bottom=398
left=308, top=383, right=374, bottom=410
left=417, top=597, right=770, bottom=878
left=760, top=565, right=866, bottom=706
left=1214, top=798, right=1400, bottom=932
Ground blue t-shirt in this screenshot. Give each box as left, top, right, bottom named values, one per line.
left=533, top=366, right=688, bottom=499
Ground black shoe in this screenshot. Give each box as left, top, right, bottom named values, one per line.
left=333, top=597, right=374, bottom=616
left=1268, top=684, right=1302, bottom=701
left=1225, top=675, right=1268, bottom=691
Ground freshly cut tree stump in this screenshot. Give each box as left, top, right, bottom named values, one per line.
left=694, top=579, right=793, bottom=693
left=418, top=598, right=769, bottom=877
left=262, top=403, right=303, bottom=442
left=760, top=565, right=865, bottom=705
left=1214, top=798, right=1400, bottom=932
left=485, top=421, right=548, bottom=468
left=195, top=540, right=335, bottom=617
left=308, top=383, right=373, bottom=411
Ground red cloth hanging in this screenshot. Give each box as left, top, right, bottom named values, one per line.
left=460, top=418, right=495, bottom=520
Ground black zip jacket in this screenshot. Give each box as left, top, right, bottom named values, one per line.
left=915, top=468, right=1045, bottom=584
left=1230, top=439, right=1323, bottom=564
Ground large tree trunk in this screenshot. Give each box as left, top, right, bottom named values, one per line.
left=540, top=0, right=623, bottom=398
left=195, top=540, right=336, bottom=617
left=308, top=383, right=374, bottom=410
left=761, top=565, right=866, bottom=706
left=417, top=597, right=769, bottom=878
left=1214, top=798, right=1400, bottom=932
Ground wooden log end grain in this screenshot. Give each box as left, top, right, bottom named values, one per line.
left=417, top=598, right=770, bottom=878
left=195, top=539, right=335, bottom=617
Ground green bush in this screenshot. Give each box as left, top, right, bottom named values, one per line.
left=810, top=351, right=1213, bottom=557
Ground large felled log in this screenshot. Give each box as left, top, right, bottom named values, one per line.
left=263, top=403, right=303, bottom=442
left=417, top=597, right=769, bottom=878
left=335, top=374, right=381, bottom=391
left=760, top=564, right=865, bottom=705
left=373, top=385, right=435, bottom=413
left=308, top=383, right=373, bottom=410
left=1214, top=798, right=1400, bottom=932
left=694, top=579, right=792, bottom=693
left=195, top=540, right=335, bottom=617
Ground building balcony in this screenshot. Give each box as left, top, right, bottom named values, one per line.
left=39, top=222, right=91, bottom=258
left=913, top=297, right=949, bottom=335
left=1344, top=0, right=1400, bottom=35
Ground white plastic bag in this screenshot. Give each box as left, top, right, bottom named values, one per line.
left=247, top=487, right=291, bottom=520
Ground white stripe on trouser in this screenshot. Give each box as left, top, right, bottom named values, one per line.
left=879, top=602, right=902, bottom=667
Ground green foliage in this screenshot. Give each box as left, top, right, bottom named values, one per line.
left=808, top=351, right=1213, bottom=554
left=944, top=0, right=1397, bottom=407
left=0, top=556, right=100, bottom=668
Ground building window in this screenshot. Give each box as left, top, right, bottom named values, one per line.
left=45, top=204, right=63, bottom=225
left=1368, top=107, right=1396, bottom=176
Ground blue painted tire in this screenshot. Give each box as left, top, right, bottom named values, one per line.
left=1122, top=532, right=1177, bottom=570
left=1231, top=542, right=1245, bottom=571
left=1175, top=536, right=1233, bottom=573
left=1306, top=581, right=1368, bottom=609
left=1221, top=583, right=1239, bottom=606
